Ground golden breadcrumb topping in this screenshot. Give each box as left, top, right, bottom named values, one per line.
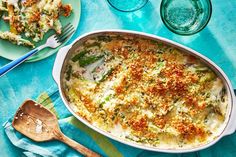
left=63, top=34, right=228, bottom=149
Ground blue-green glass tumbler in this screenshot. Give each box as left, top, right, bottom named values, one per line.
left=160, top=0, right=212, bottom=35
left=107, top=0, right=149, bottom=12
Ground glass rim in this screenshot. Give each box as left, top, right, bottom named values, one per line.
left=160, top=0, right=212, bottom=35
left=107, top=0, right=149, bottom=12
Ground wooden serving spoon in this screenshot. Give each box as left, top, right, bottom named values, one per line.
left=12, top=99, right=100, bottom=157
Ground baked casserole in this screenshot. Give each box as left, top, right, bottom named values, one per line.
left=62, top=34, right=228, bottom=149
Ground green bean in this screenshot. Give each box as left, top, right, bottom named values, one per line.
left=195, top=66, right=209, bottom=72
left=85, top=42, right=101, bottom=48
left=71, top=50, right=89, bottom=62
left=200, top=72, right=215, bottom=82
left=98, top=68, right=114, bottom=82
left=65, top=65, right=72, bottom=81
left=79, top=55, right=104, bottom=67
left=220, top=88, right=226, bottom=101
left=19, top=38, right=35, bottom=48
left=97, top=35, right=112, bottom=42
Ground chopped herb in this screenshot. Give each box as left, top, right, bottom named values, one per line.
left=99, top=102, right=105, bottom=108
left=105, top=95, right=112, bottom=101
left=111, top=115, right=115, bottom=121
left=119, top=113, right=125, bottom=119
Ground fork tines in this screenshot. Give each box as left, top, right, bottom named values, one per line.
left=56, top=23, right=75, bottom=43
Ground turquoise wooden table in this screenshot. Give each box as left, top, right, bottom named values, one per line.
left=0, top=0, right=236, bottom=156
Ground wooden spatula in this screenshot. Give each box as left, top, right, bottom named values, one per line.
left=12, top=99, right=100, bottom=157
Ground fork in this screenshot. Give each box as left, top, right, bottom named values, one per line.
left=0, top=23, right=75, bottom=77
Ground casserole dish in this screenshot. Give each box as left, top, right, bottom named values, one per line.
left=52, top=30, right=236, bottom=153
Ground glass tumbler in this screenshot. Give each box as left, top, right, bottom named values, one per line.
left=107, top=0, right=149, bottom=12
left=160, top=0, right=212, bottom=35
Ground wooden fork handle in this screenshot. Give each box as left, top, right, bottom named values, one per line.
left=57, top=133, right=101, bottom=157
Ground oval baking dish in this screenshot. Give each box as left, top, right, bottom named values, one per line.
left=53, top=30, right=236, bottom=153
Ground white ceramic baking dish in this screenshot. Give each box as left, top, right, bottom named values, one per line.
left=52, top=30, right=236, bottom=153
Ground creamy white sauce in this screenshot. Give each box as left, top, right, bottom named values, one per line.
left=210, top=78, right=223, bottom=100
left=110, top=124, right=130, bottom=138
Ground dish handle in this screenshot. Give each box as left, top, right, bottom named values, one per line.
left=224, top=89, right=236, bottom=136
left=52, top=45, right=72, bottom=85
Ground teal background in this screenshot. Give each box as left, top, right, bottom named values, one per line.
left=0, top=0, right=236, bottom=156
